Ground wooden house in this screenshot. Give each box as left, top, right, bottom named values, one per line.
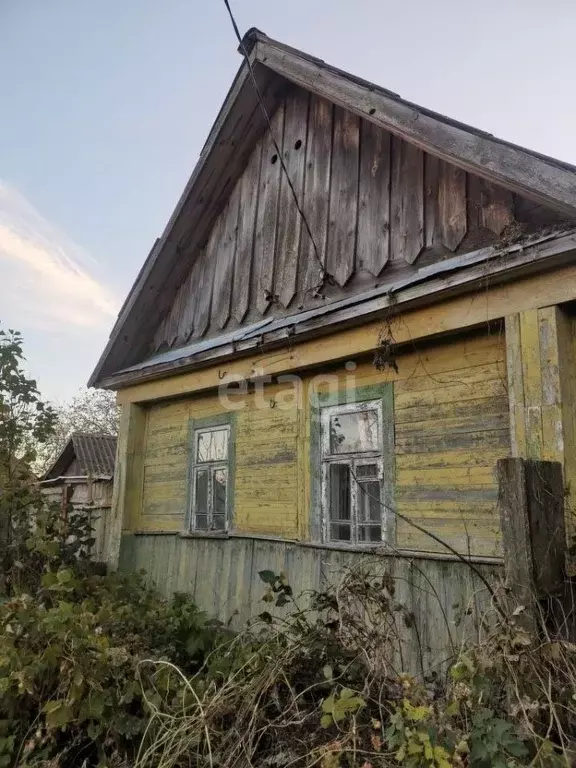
left=41, top=433, right=117, bottom=561
left=90, top=31, right=576, bottom=658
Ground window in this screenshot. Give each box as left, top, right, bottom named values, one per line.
left=190, top=425, right=230, bottom=532
left=320, top=400, right=385, bottom=544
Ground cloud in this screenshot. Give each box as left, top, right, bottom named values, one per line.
left=0, top=181, right=119, bottom=331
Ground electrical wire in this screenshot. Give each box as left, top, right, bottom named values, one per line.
left=221, top=0, right=328, bottom=289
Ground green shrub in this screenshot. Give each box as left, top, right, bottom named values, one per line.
left=0, top=567, right=227, bottom=767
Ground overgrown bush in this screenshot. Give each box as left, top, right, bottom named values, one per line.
left=0, top=500, right=228, bottom=768
left=134, top=568, right=576, bottom=768
left=3, top=526, right=576, bottom=767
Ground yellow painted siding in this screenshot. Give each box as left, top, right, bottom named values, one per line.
left=128, top=330, right=509, bottom=555
left=235, top=383, right=300, bottom=537
left=352, top=331, right=507, bottom=556
left=136, top=383, right=301, bottom=538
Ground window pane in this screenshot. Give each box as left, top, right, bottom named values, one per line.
left=356, top=463, right=379, bottom=480
left=359, top=525, right=382, bottom=543
left=330, top=523, right=351, bottom=541
left=195, top=470, right=209, bottom=517
left=358, top=480, right=381, bottom=523
left=212, top=514, right=226, bottom=531
left=329, top=410, right=379, bottom=454
left=213, top=468, right=227, bottom=520
left=196, top=514, right=209, bottom=531
left=196, top=428, right=228, bottom=462
left=329, top=464, right=350, bottom=521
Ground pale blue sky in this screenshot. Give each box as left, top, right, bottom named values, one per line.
left=1, top=0, right=575, bottom=402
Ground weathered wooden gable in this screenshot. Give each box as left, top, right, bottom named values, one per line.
left=152, top=86, right=569, bottom=355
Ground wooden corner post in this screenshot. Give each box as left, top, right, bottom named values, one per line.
left=497, top=458, right=566, bottom=612
left=107, top=402, right=146, bottom=569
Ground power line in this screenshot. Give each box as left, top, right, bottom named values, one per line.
left=221, top=0, right=329, bottom=292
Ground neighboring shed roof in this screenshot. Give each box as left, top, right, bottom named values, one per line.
left=42, top=433, right=117, bottom=482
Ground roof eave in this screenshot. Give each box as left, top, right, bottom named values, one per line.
left=88, top=48, right=284, bottom=388
left=97, top=229, right=576, bottom=391
left=252, top=34, right=576, bottom=217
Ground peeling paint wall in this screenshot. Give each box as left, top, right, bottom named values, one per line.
left=129, top=329, right=509, bottom=556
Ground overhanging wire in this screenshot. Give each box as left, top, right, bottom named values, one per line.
left=221, top=0, right=328, bottom=290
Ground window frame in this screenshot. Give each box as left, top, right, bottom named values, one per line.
left=310, top=383, right=395, bottom=547
left=187, top=414, right=235, bottom=534
left=320, top=400, right=385, bottom=545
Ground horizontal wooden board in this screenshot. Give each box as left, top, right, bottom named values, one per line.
left=396, top=466, right=496, bottom=486
left=396, top=486, right=498, bottom=503
left=395, top=396, right=508, bottom=425
left=395, top=375, right=506, bottom=409
left=396, top=449, right=504, bottom=471
left=395, top=429, right=510, bottom=455
left=395, top=411, right=509, bottom=438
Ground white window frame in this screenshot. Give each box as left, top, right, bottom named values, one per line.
left=320, top=399, right=385, bottom=545
left=190, top=424, right=231, bottom=532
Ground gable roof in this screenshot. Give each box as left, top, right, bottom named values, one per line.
left=42, top=433, right=117, bottom=482
left=89, top=29, right=576, bottom=389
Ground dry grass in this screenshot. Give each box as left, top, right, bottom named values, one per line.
left=131, top=566, right=576, bottom=768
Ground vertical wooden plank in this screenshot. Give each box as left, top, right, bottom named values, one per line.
left=505, top=314, right=527, bottom=456
left=298, top=95, right=332, bottom=297
left=561, top=314, right=576, bottom=542
left=233, top=142, right=262, bottom=324
left=538, top=307, right=562, bottom=407
left=439, top=161, right=467, bottom=252
left=469, top=174, right=514, bottom=236
left=107, top=403, right=146, bottom=568
left=497, top=458, right=565, bottom=615
left=193, top=231, right=218, bottom=338
left=519, top=310, right=543, bottom=459
left=424, top=154, right=442, bottom=252
left=275, top=87, right=309, bottom=308
left=539, top=306, right=565, bottom=463
left=327, top=106, right=360, bottom=286
left=152, top=314, right=168, bottom=353
left=173, top=286, right=186, bottom=345
left=357, top=119, right=390, bottom=276
left=164, top=287, right=183, bottom=348
left=176, top=262, right=198, bottom=346
left=480, top=180, right=515, bottom=236
left=212, top=186, right=240, bottom=330
left=253, top=102, right=285, bottom=314
left=391, top=137, right=424, bottom=265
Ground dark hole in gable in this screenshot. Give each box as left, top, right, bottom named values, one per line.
left=294, top=139, right=302, bottom=150
left=271, top=153, right=278, bottom=164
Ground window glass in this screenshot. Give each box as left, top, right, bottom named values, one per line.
left=196, top=428, right=229, bottom=463
left=195, top=470, right=209, bottom=518
left=321, top=401, right=385, bottom=545
left=191, top=425, right=230, bottom=532
left=212, top=468, right=227, bottom=530
left=330, top=522, right=351, bottom=541
left=329, top=463, right=351, bottom=522
left=329, top=410, right=379, bottom=454
left=358, top=478, right=381, bottom=523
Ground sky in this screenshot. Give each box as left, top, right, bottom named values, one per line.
left=1, top=0, right=575, bottom=403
